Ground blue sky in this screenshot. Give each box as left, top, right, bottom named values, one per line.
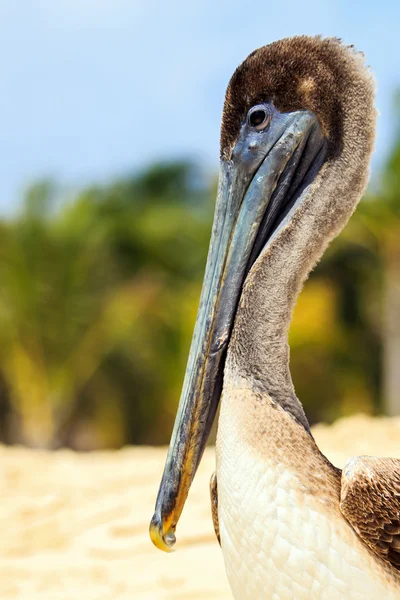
left=0, top=0, right=399, bottom=212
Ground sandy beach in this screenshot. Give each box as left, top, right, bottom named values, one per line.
left=1, top=414, right=400, bottom=599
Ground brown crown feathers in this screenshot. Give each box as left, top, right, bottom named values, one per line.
left=220, top=36, right=372, bottom=160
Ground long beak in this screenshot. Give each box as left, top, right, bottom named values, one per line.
left=150, top=107, right=327, bottom=552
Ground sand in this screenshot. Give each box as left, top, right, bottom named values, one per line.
left=1, top=414, right=400, bottom=599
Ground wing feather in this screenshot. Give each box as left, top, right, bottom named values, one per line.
left=340, top=456, right=400, bottom=570
left=209, top=472, right=221, bottom=545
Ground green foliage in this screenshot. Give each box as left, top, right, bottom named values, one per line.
left=0, top=117, right=400, bottom=447
left=0, top=162, right=213, bottom=448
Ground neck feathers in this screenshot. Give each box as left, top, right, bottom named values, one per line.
left=226, top=42, right=376, bottom=430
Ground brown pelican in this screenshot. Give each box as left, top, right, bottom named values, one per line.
left=150, top=36, right=400, bottom=598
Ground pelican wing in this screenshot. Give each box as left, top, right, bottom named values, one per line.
left=209, top=472, right=221, bottom=545
left=340, top=456, right=400, bottom=570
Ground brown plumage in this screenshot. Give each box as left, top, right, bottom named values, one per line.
left=209, top=472, right=220, bottom=546
left=214, top=37, right=400, bottom=578
left=221, top=36, right=364, bottom=159
left=225, top=36, right=375, bottom=429
left=149, top=33, right=400, bottom=596
left=341, top=457, right=400, bottom=569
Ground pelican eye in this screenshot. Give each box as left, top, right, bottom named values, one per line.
left=248, top=106, right=270, bottom=131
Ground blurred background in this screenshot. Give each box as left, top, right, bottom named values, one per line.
left=1, top=0, right=400, bottom=450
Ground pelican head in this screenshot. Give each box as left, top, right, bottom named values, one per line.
left=150, top=36, right=375, bottom=552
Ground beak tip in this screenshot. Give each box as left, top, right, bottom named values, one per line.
left=149, top=512, right=176, bottom=553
